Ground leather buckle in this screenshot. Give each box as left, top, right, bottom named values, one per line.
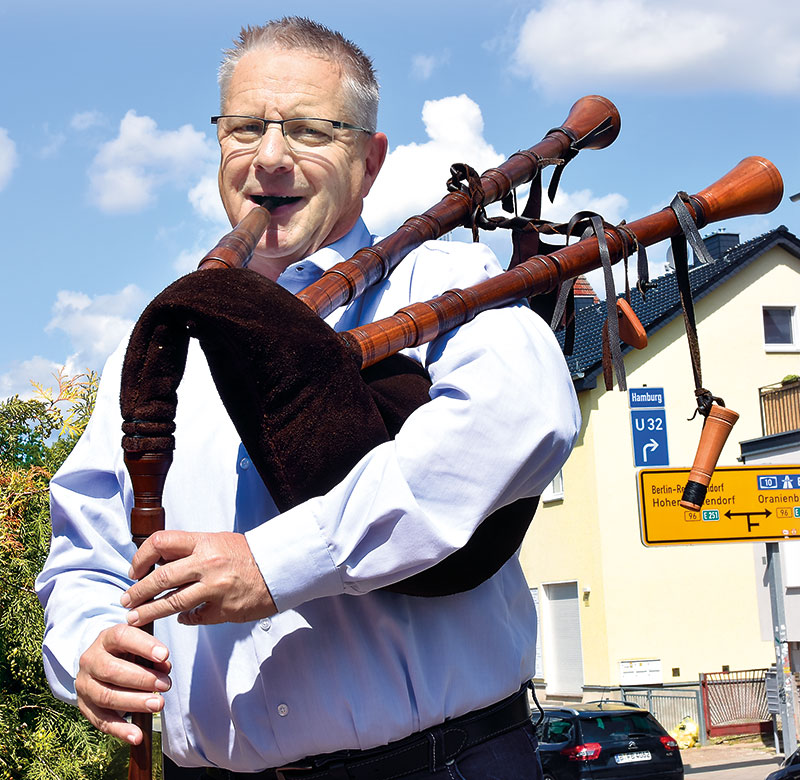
left=275, top=763, right=314, bottom=779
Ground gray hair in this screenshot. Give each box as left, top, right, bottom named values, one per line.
left=218, top=17, right=380, bottom=132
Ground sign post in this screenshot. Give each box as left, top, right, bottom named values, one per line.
left=766, top=542, right=798, bottom=756
left=637, top=464, right=800, bottom=753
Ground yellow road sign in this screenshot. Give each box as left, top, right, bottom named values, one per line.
left=638, top=465, right=800, bottom=546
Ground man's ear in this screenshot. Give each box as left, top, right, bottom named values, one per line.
left=361, top=132, right=388, bottom=198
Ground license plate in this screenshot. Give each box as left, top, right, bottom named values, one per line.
left=615, top=751, right=651, bottom=764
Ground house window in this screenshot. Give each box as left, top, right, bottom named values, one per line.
left=542, top=469, right=564, bottom=503
left=763, top=306, right=797, bottom=350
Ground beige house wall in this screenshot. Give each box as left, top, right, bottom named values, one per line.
left=520, top=244, right=800, bottom=693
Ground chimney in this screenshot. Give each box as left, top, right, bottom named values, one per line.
left=573, top=275, right=599, bottom=311
left=697, top=231, right=740, bottom=263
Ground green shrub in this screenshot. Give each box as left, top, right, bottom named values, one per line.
left=0, top=371, right=136, bottom=779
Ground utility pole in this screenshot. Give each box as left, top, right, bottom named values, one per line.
left=767, top=541, right=798, bottom=756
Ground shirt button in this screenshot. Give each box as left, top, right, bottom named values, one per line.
left=239, top=457, right=251, bottom=470
left=277, top=703, right=289, bottom=717
left=259, top=618, right=271, bottom=631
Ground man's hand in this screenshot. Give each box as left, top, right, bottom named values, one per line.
left=76, top=624, right=171, bottom=744
left=122, top=530, right=276, bottom=626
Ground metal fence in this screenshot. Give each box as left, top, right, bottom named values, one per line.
left=700, top=668, right=770, bottom=737
left=620, top=686, right=707, bottom=745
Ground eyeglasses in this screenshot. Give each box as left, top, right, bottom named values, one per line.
left=211, top=115, right=372, bottom=152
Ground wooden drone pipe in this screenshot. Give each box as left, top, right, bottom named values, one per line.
left=679, top=405, right=740, bottom=511
left=341, top=156, right=783, bottom=368
left=339, top=156, right=781, bottom=512
left=297, top=95, right=621, bottom=319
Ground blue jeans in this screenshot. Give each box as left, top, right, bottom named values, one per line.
left=164, top=722, right=543, bottom=779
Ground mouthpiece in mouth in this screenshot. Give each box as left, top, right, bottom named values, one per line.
left=251, top=195, right=302, bottom=211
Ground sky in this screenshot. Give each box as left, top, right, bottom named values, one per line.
left=1, top=0, right=798, bottom=399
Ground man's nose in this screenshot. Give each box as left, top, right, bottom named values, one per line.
left=253, top=124, right=293, bottom=172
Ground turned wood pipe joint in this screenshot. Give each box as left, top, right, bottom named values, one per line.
left=481, top=167, right=516, bottom=201
left=680, top=405, right=740, bottom=511
left=401, top=213, right=442, bottom=243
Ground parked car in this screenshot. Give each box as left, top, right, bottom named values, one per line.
left=766, top=745, right=800, bottom=780
left=533, top=701, right=684, bottom=780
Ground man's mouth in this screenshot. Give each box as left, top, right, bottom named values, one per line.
left=250, top=195, right=302, bottom=211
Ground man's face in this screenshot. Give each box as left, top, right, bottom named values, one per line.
left=217, top=47, right=387, bottom=280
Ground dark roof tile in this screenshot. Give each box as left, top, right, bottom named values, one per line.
left=554, top=225, right=800, bottom=390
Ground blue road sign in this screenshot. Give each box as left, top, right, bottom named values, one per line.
left=757, top=474, right=800, bottom=491
left=629, top=387, right=665, bottom=408
left=631, top=409, right=669, bottom=467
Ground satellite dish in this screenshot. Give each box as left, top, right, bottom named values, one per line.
left=666, top=244, right=675, bottom=270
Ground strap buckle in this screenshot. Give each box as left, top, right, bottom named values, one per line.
left=275, top=763, right=314, bottom=779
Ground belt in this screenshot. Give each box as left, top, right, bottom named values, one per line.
left=272, top=686, right=531, bottom=780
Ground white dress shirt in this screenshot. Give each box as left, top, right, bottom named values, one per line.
left=36, top=219, right=580, bottom=770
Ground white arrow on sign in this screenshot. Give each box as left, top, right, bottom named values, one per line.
left=643, top=438, right=659, bottom=463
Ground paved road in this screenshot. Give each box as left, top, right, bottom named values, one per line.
left=683, top=744, right=782, bottom=780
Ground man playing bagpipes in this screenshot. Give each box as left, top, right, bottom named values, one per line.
left=36, top=17, right=580, bottom=779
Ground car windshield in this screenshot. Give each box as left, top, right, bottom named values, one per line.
left=580, top=713, right=664, bottom=741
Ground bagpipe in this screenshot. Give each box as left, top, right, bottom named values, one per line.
left=120, top=95, right=783, bottom=778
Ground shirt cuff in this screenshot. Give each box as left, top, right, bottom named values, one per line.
left=244, top=499, right=345, bottom=612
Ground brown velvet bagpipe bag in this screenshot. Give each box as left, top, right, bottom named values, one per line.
left=120, top=266, right=538, bottom=597
left=119, top=94, right=630, bottom=604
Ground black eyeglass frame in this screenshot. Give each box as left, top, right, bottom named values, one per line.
left=210, top=115, right=372, bottom=143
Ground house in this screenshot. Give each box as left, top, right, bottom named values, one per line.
left=519, top=224, right=800, bottom=700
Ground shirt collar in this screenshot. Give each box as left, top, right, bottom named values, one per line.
left=276, top=219, right=375, bottom=288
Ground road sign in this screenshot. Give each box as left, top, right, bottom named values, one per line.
left=631, top=409, right=669, bottom=467
left=638, top=465, right=800, bottom=546
left=629, top=387, right=665, bottom=409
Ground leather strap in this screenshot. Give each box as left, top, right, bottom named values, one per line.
left=668, top=193, right=725, bottom=418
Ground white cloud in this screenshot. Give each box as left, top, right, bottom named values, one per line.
left=170, top=175, right=232, bottom=273
left=88, top=111, right=216, bottom=213
left=71, top=110, right=104, bottom=131
left=172, top=226, right=236, bottom=275
left=361, top=93, right=634, bottom=291
left=363, top=94, right=505, bottom=236
left=0, top=128, right=18, bottom=191
left=45, top=284, right=148, bottom=373
left=188, top=174, right=228, bottom=225
left=541, top=186, right=628, bottom=227
left=40, top=127, right=66, bottom=159
left=0, top=356, right=65, bottom=401
left=412, top=55, right=437, bottom=80
left=513, top=0, right=800, bottom=95
left=411, top=51, right=449, bottom=80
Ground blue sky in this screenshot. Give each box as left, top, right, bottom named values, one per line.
left=1, top=0, right=798, bottom=398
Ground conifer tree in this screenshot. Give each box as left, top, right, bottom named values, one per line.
left=0, top=371, right=135, bottom=779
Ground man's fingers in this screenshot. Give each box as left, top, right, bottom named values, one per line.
left=124, top=556, right=198, bottom=609
left=127, top=583, right=207, bottom=627
left=100, top=623, right=170, bottom=666
left=88, top=650, right=172, bottom=692
left=129, top=529, right=199, bottom=579
left=78, top=697, right=142, bottom=744
left=178, top=601, right=217, bottom=626
left=76, top=624, right=173, bottom=744
left=81, top=675, right=165, bottom=716
left=77, top=690, right=163, bottom=745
